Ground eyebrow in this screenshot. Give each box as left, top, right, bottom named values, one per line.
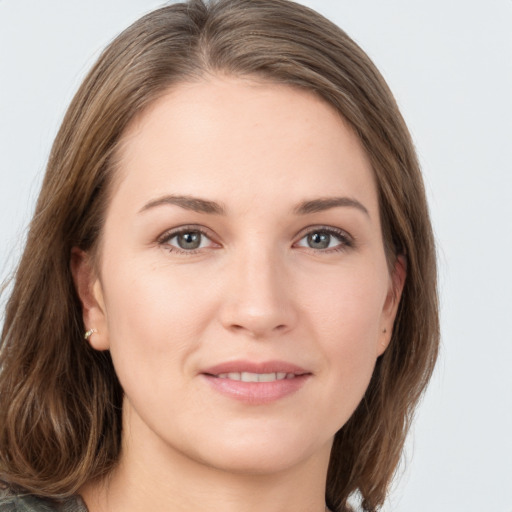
left=139, top=195, right=226, bottom=215
left=138, top=194, right=369, bottom=217
left=294, top=197, right=369, bottom=216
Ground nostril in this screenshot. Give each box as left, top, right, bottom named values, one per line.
left=220, top=293, right=298, bottom=337
left=227, top=322, right=289, bottom=338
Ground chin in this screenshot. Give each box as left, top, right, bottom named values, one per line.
left=180, top=424, right=334, bottom=476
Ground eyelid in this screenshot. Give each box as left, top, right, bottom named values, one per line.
left=293, top=225, right=355, bottom=251
left=157, top=224, right=220, bottom=254
left=156, top=223, right=354, bottom=254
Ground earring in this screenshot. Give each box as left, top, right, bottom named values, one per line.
left=84, top=328, right=98, bottom=340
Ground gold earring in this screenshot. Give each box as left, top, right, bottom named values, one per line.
left=84, top=328, right=98, bottom=340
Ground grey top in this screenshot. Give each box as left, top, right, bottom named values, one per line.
left=0, top=493, right=87, bottom=512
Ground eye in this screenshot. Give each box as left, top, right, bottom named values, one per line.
left=158, top=227, right=217, bottom=253
left=295, top=227, right=353, bottom=252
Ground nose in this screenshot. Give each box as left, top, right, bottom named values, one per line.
left=218, top=244, right=298, bottom=339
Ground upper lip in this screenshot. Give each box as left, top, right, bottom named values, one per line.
left=202, top=360, right=310, bottom=376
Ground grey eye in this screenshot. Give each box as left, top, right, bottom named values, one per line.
left=296, top=228, right=351, bottom=251
left=175, top=231, right=203, bottom=250
left=160, top=226, right=217, bottom=254
left=306, top=232, right=331, bottom=249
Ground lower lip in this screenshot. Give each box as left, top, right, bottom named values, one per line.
left=201, top=374, right=310, bottom=404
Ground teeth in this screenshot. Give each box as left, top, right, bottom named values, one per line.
left=216, top=372, right=295, bottom=382
left=257, top=373, right=275, bottom=382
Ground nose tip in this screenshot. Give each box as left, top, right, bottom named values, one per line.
left=218, top=257, right=297, bottom=339
left=227, top=311, right=291, bottom=339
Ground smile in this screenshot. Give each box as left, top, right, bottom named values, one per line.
left=201, top=361, right=311, bottom=404
left=215, top=372, right=298, bottom=382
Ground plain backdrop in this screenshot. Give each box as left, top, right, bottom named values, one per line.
left=1, top=1, right=511, bottom=511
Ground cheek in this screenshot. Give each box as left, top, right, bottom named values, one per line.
left=301, top=263, right=387, bottom=412
left=303, top=260, right=387, bottom=343
left=100, top=255, right=218, bottom=378
left=99, top=258, right=224, bottom=431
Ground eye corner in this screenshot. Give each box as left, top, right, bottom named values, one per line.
left=293, top=225, right=355, bottom=253
left=157, top=225, right=220, bottom=255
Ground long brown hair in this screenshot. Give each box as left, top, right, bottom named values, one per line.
left=0, top=1, right=439, bottom=510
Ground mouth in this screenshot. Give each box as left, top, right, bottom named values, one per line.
left=201, top=360, right=311, bottom=404
left=212, top=371, right=301, bottom=382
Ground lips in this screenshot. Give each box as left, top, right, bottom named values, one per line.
left=201, top=360, right=311, bottom=404
left=202, top=360, right=309, bottom=377
left=215, top=371, right=297, bottom=382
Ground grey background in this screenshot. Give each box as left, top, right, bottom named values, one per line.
left=1, top=1, right=511, bottom=510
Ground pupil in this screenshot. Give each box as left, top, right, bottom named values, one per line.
left=308, top=232, right=330, bottom=249
left=178, top=232, right=201, bottom=250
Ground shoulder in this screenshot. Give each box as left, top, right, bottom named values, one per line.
left=0, top=493, right=53, bottom=512
left=0, top=492, right=87, bottom=512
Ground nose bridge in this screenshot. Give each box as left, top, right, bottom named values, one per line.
left=220, top=237, right=296, bottom=337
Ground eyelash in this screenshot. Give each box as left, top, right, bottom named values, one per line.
left=157, top=225, right=354, bottom=255
left=157, top=225, right=217, bottom=255
left=294, top=226, right=354, bottom=254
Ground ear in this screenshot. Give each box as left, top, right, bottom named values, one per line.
left=70, top=247, right=110, bottom=351
left=377, top=254, right=407, bottom=356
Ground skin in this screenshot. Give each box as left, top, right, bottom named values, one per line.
left=73, top=76, right=405, bottom=512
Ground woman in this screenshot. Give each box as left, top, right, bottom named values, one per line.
left=0, top=0, right=439, bottom=511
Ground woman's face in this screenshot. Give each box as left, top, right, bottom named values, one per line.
left=79, top=77, right=404, bottom=476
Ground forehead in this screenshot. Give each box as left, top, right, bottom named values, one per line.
left=111, top=76, right=378, bottom=217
